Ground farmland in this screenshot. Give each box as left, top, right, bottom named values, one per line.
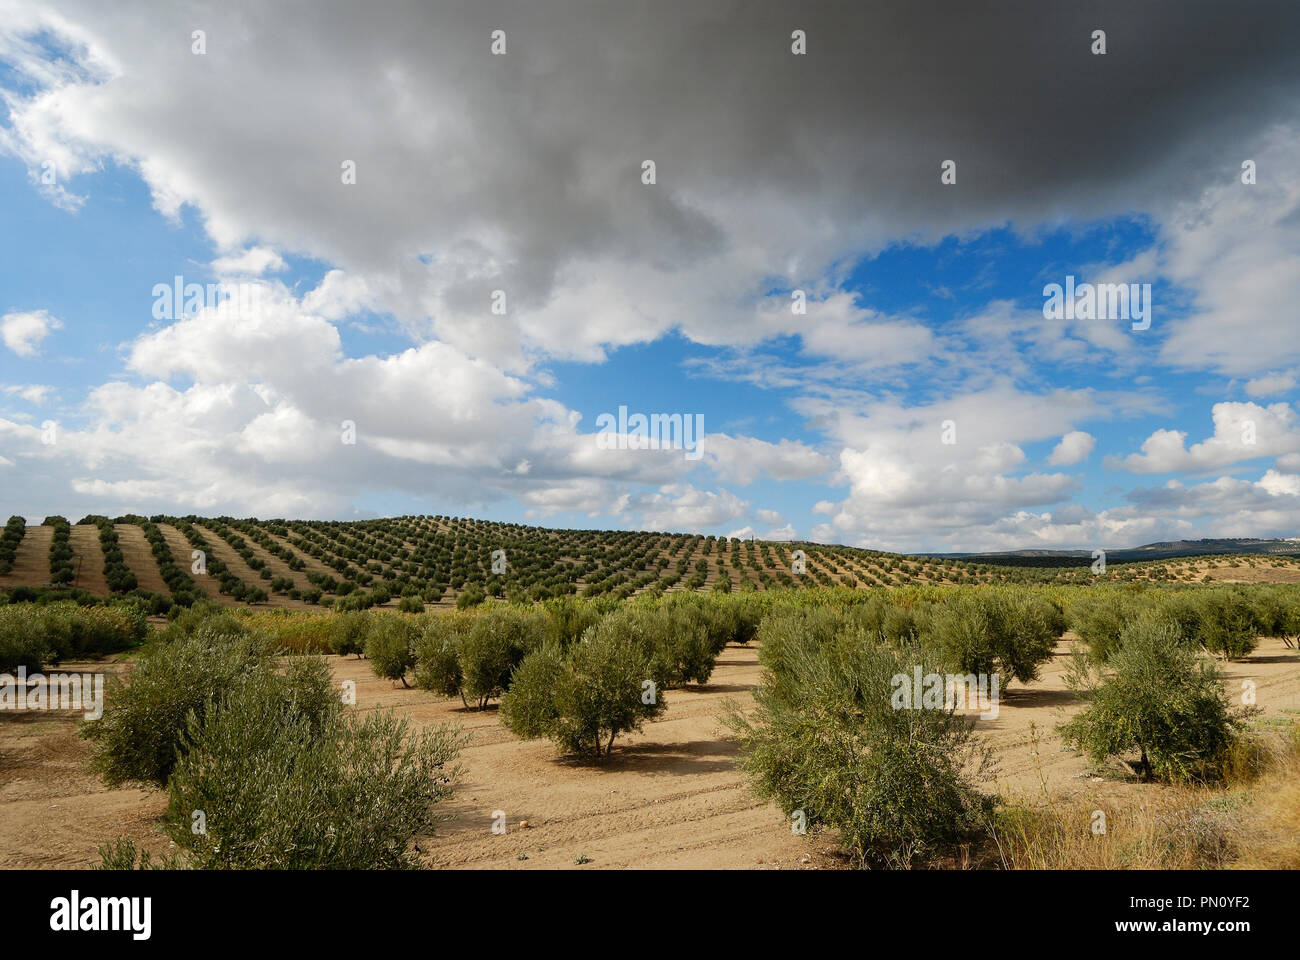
left=4, top=514, right=1299, bottom=613
left=2, top=515, right=1300, bottom=871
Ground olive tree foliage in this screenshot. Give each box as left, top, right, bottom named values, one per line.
left=1059, top=616, right=1253, bottom=783
left=166, top=668, right=466, bottom=869
left=458, top=606, right=547, bottom=708
left=413, top=615, right=470, bottom=705
left=329, top=610, right=372, bottom=658
left=155, top=599, right=249, bottom=646
left=1194, top=591, right=1260, bottom=660
left=921, top=588, right=1061, bottom=687
left=365, top=614, right=418, bottom=686
left=583, top=600, right=724, bottom=691
left=96, top=838, right=182, bottom=871
left=82, top=622, right=278, bottom=788
left=501, top=623, right=666, bottom=760
left=1066, top=590, right=1145, bottom=662
left=541, top=595, right=606, bottom=648
left=1067, top=586, right=1265, bottom=663
left=1245, top=585, right=1300, bottom=649
left=85, top=602, right=469, bottom=869
left=410, top=607, right=546, bottom=709
left=724, top=619, right=992, bottom=867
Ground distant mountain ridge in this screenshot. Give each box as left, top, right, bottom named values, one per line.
left=926, top=537, right=1300, bottom=564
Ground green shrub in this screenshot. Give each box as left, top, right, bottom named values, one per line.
left=165, top=670, right=465, bottom=868
left=96, top=837, right=181, bottom=871
left=724, top=624, right=991, bottom=867
left=881, top=603, right=919, bottom=645
left=413, top=617, right=466, bottom=704
left=456, top=585, right=486, bottom=609
left=497, top=643, right=565, bottom=740
left=0, top=601, right=144, bottom=670
left=0, top=516, right=24, bottom=575
left=1276, top=591, right=1300, bottom=649
left=1146, top=591, right=1206, bottom=645
left=46, top=516, right=75, bottom=585
left=82, top=627, right=277, bottom=787
left=1245, top=585, right=1300, bottom=645
left=1059, top=617, right=1251, bottom=782
left=1067, top=590, right=1145, bottom=661
left=542, top=596, right=603, bottom=648
left=588, top=601, right=723, bottom=690
left=0, top=612, right=51, bottom=672
left=724, top=593, right=766, bottom=645
left=1196, top=590, right=1258, bottom=660
left=753, top=604, right=856, bottom=704
left=501, top=629, right=665, bottom=759
left=328, top=610, right=371, bottom=658
left=156, top=600, right=250, bottom=646
left=457, top=606, right=545, bottom=708
left=663, top=601, right=726, bottom=683
left=365, top=615, right=418, bottom=686
left=923, top=589, right=1058, bottom=686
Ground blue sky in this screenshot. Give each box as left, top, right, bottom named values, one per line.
left=2, top=2, right=1298, bottom=552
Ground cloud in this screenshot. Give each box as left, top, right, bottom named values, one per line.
left=1, top=309, right=61, bottom=356
left=3, top=2, right=1300, bottom=549
left=1154, top=126, right=1300, bottom=376
left=702, top=433, right=832, bottom=485
left=784, top=292, right=934, bottom=367
left=3, top=1, right=1298, bottom=367
left=0, top=272, right=789, bottom=524
left=1245, top=371, right=1298, bottom=398
left=210, top=246, right=287, bottom=276
left=812, top=463, right=1300, bottom=552
left=798, top=383, right=1134, bottom=550
left=2, top=384, right=54, bottom=404
left=1111, top=401, right=1300, bottom=474
left=624, top=484, right=749, bottom=532
left=1048, top=430, right=1096, bottom=466
left=1124, top=472, right=1300, bottom=535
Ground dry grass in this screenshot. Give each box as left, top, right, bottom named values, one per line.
left=1226, top=721, right=1300, bottom=869
left=990, top=720, right=1300, bottom=869
left=230, top=608, right=337, bottom=653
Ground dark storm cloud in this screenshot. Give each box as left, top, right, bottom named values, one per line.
left=12, top=0, right=1298, bottom=336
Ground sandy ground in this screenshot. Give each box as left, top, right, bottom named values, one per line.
left=113, top=523, right=171, bottom=595
left=2, top=637, right=1298, bottom=870
left=0, top=524, right=52, bottom=593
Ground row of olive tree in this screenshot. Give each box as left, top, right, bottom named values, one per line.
left=352, top=594, right=763, bottom=759
left=1065, top=583, right=1300, bottom=661
left=725, top=587, right=1260, bottom=866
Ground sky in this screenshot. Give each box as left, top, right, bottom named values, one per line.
left=1, top=0, right=1299, bottom=553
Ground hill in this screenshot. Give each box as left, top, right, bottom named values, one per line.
left=3, top=514, right=1300, bottom=611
